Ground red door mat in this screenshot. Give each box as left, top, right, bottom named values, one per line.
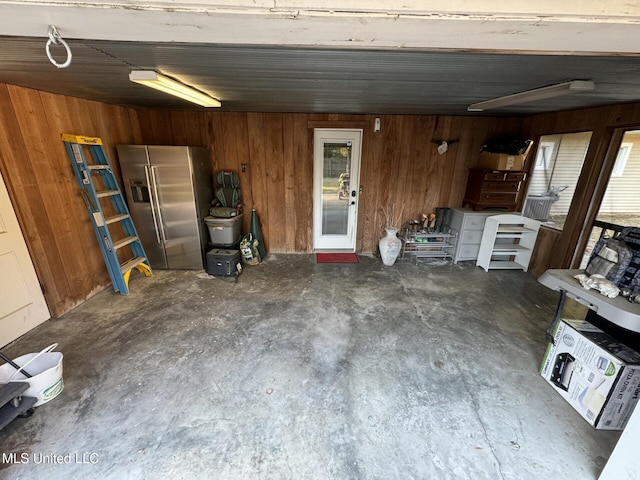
left=316, top=252, right=359, bottom=263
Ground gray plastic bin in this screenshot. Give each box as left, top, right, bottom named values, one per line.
left=204, top=213, right=243, bottom=247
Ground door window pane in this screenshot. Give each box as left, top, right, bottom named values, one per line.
left=322, top=142, right=351, bottom=235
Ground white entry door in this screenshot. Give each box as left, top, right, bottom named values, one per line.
left=0, top=170, right=50, bottom=347
left=313, top=129, right=362, bottom=251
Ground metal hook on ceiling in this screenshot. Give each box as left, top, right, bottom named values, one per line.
left=46, top=25, right=72, bottom=69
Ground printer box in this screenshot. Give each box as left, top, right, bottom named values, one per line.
left=540, top=318, right=640, bottom=430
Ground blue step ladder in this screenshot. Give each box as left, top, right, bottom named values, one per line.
left=62, top=134, right=152, bottom=294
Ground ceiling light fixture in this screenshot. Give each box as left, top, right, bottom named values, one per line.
left=467, top=80, right=595, bottom=112
left=129, top=70, right=221, bottom=108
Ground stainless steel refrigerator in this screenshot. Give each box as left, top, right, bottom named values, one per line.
left=116, top=145, right=212, bottom=269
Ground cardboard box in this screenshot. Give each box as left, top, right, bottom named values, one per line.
left=540, top=318, right=640, bottom=430
left=478, top=152, right=526, bottom=171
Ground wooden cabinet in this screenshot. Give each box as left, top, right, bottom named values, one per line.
left=476, top=214, right=541, bottom=272
left=448, top=208, right=499, bottom=264
left=463, top=168, right=526, bottom=211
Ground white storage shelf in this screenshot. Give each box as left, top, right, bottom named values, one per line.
left=476, top=214, right=540, bottom=272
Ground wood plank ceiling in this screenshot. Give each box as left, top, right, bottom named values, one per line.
left=1, top=38, right=640, bottom=115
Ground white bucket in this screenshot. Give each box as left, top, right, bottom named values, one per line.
left=0, top=344, right=63, bottom=407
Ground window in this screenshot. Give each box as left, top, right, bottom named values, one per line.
left=534, top=142, right=554, bottom=170
left=611, top=143, right=632, bottom=177
left=581, top=130, right=640, bottom=268
left=524, top=132, right=592, bottom=230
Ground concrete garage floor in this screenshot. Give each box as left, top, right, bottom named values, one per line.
left=0, top=254, right=621, bottom=479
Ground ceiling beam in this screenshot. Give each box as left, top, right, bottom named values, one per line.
left=1, top=1, right=640, bottom=54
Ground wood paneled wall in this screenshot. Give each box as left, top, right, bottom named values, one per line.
left=6, top=80, right=639, bottom=317
left=136, top=111, right=524, bottom=253
left=0, top=84, right=143, bottom=317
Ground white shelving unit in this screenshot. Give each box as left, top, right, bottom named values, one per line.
left=476, top=214, right=540, bottom=272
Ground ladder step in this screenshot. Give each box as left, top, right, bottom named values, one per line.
left=96, top=190, right=120, bottom=198
left=113, top=236, right=138, bottom=250
left=87, top=165, right=111, bottom=171
left=120, top=256, right=147, bottom=274
left=105, top=213, right=129, bottom=225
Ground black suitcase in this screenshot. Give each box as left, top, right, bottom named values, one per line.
left=207, top=249, right=241, bottom=277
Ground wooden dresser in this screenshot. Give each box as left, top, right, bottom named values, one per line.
left=463, top=168, right=526, bottom=211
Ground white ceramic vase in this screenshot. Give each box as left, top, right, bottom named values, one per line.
left=379, top=227, right=402, bottom=266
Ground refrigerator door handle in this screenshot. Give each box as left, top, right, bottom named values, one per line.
left=149, top=166, right=168, bottom=244
left=144, top=165, right=164, bottom=244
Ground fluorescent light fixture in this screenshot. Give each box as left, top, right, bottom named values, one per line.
left=467, top=80, right=595, bottom=112
left=129, top=70, right=221, bottom=108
